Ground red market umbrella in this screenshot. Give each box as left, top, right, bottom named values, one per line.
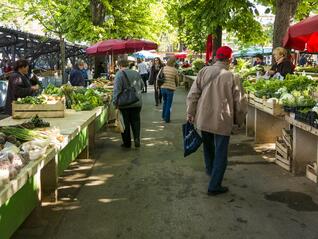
left=175, top=52, right=187, bottom=59
left=283, top=15, right=318, bottom=53
left=125, top=39, right=158, bottom=52
left=86, top=39, right=126, bottom=55
left=86, top=39, right=158, bottom=55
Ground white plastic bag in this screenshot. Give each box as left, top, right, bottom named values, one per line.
left=115, top=109, right=125, bottom=133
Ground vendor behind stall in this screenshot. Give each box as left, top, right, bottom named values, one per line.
left=5, top=59, right=40, bottom=115
left=253, top=54, right=265, bottom=66
left=70, top=60, right=85, bottom=87
left=268, top=47, right=294, bottom=78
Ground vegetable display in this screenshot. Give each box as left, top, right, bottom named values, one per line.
left=43, top=83, right=62, bottom=95
left=60, top=86, right=104, bottom=111
left=295, top=67, right=318, bottom=74
left=16, top=96, right=46, bottom=104
left=0, top=126, right=49, bottom=142
left=21, top=115, right=50, bottom=129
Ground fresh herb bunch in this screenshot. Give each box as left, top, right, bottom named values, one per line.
left=43, top=83, right=61, bottom=95
left=0, top=126, right=48, bottom=141
left=16, top=96, right=46, bottom=104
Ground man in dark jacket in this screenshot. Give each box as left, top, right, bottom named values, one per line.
left=70, top=61, right=85, bottom=86
left=5, top=59, right=39, bottom=115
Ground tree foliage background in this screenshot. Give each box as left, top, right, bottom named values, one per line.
left=0, top=0, right=172, bottom=44
left=1, top=0, right=318, bottom=52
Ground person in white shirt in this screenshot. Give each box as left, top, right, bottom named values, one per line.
left=137, top=58, right=149, bottom=93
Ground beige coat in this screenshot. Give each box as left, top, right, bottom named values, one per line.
left=186, top=61, right=247, bottom=136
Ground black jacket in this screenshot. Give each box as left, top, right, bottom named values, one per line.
left=270, top=59, right=294, bottom=78
left=5, top=72, right=33, bottom=115
left=149, top=65, right=162, bottom=85
left=70, top=68, right=85, bottom=86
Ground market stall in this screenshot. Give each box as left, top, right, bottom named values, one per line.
left=0, top=79, right=113, bottom=239
left=0, top=105, right=111, bottom=239
left=243, top=73, right=318, bottom=176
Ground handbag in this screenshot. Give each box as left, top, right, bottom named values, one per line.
left=117, top=70, right=139, bottom=108
left=182, top=122, right=202, bottom=157
left=156, top=67, right=165, bottom=86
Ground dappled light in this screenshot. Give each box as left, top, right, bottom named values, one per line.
left=98, top=198, right=127, bottom=204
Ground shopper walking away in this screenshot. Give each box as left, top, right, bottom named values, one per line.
left=70, top=60, right=85, bottom=86
left=113, top=59, right=144, bottom=148
left=5, top=59, right=40, bottom=115
left=137, top=58, right=149, bottom=93
left=149, top=57, right=164, bottom=106
left=186, top=46, right=247, bottom=196
left=160, top=57, right=179, bottom=123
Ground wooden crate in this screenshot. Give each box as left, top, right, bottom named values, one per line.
left=248, top=93, right=255, bottom=105
left=275, top=138, right=292, bottom=171
left=12, top=101, right=65, bottom=119
left=253, top=96, right=265, bottom=109
left=306, top=164, right=318, bottom=183
left=282, top=128, right=292, bottom=148
left=262, top=99, right=284, bottom=116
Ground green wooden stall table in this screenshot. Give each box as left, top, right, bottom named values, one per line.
left=0, top=106, right=108, bottom=239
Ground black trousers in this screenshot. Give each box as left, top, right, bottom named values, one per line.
left=120, top=107, right=141, bottom=146
left=154, top=80, right=162, bottom=105
left=141, top=74, right=148, bottom=92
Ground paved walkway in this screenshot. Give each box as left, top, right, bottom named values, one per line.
left=14, top=87, right=318, bottom=239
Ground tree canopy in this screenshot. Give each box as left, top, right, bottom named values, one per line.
left=0, top=0, right=171, bottom=44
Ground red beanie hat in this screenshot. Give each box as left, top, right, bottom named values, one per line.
left=216, top=46, right=233, bottom=59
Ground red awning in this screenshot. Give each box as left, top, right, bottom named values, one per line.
left=175, top=52, right=187, bottom=59
left=86, top=39, right=158, bottom=55
left=283, top=15, right=318, bottom=53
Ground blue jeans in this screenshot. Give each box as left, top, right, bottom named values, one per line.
left=201, top=131, right=230, bottom=191
left=161, top=88, right=174, bottom=122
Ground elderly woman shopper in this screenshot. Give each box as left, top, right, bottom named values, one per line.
left=159, top=57, right=179, bottom=123
left=113, top=59, right=144, bottom=148
left=187, top=46, right=247, bottom=196
left=5, top=59, right=40, bottom=115
left=149, top=57, right=164, bottom=106
left=268, top=47, right=294, bottom=78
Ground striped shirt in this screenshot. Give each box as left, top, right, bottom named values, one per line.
left=161, top=66, right=179, bottom=91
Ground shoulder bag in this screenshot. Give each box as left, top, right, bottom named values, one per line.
left=156, top=67, right=165, bottom=86
left=117, top=70, right=139, bottom=108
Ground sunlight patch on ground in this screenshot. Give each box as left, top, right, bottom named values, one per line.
left=254, top=143, right=275, bottom=152
left=141, top=137, right=158, bottom=141
left=145, top=128, right=164, bottom=132
left=145, top=140, right=171, bottom=147
left=85, top=174, right=114, bottom=186
left=98, top=198, right=127, bottom=204
left=58, top=185, right=81, bottom=190
left=262, top=155, right=276, bottom=162
left=52, top=205, right=81, bottom=211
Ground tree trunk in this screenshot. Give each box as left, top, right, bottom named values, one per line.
left=212, top=25, right=222, bottom=57
left=59, top=35, right=66, bottom=84
left=273, top=0, right=300, bottom=49
left=90, top=0, right=106, bottom=26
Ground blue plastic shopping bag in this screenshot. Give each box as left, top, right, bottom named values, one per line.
left=182, top=122, right=202, bottom=157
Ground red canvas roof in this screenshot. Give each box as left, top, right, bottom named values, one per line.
left=283, top=15, right=318, bottom=53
